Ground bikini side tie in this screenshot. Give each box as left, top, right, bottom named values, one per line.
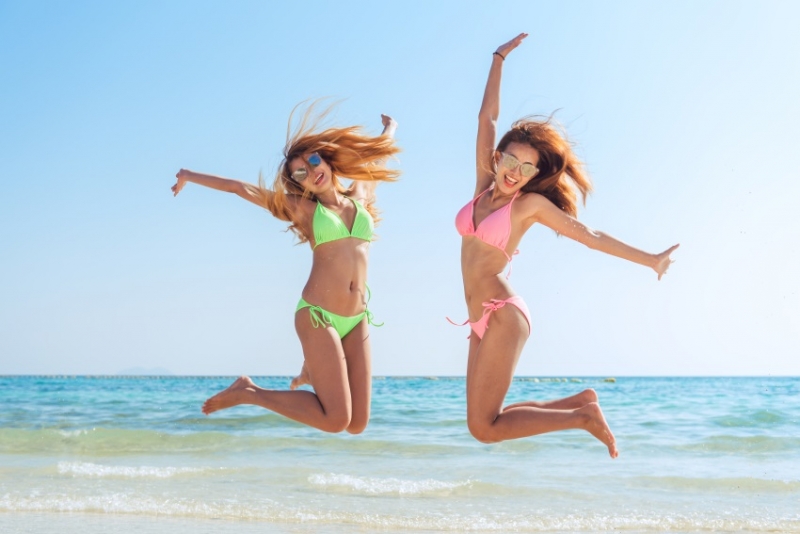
left=447, top=299, right=509, bottom=338
left=480, top=299, right=508, bottom=314
left=365, top=308, right=383, bottom=327
left=306, top=305, right=334, bottom=329
left=364, top=284, right=383, bottom=327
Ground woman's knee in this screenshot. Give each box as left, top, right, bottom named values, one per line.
left=467, top=416, right=500, bottom=444
left=346, top=419, right=368, bottom=435
left=345, top=408, right=369, bottom=435
left=320, top=408, right=351, bottom=433
left=581, top=388, right=598, bottom=404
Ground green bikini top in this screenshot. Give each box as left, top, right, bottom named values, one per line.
left=313, top=197, right=374, bottom=249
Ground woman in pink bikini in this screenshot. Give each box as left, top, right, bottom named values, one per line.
left=454, top=33, right=679, bottom=456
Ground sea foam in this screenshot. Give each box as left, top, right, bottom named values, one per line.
left=57, top=462, right=209, bottom=479
left=308, top=472, right=472, bottom=495
left=1, top=493, right=798, bottom=532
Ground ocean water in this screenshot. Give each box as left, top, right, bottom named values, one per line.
left=0, top=376, right=798, bottom=533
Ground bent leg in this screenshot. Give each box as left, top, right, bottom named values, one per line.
left=201, top=308, right=353, bottom=433
left=466, top=306, right=617, bottom=457
left=466, top=303, right=528, bottom=442
left=341, top=317, right=372, bottom=435
left=503, top=389, right=599, bottom=411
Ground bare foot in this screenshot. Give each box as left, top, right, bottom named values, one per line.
left=578, top=402, right=618, bottom=458
left=202, top=376, right=256, bottom=415
left=290, top=363, right=311, bottom=390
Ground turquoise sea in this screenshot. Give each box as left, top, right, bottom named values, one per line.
left=0, top=376, right=798, bottom=533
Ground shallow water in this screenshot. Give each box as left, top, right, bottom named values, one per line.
left=0, top=376, right=798, bottom=533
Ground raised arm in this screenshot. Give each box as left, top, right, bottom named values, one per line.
left=525, top=194, right=680, bottom=280
left=172, top=169, right=296, bottom=222
left=475, top=33, right=528, bottom=197
left=350, top=114, right=398, bottom=205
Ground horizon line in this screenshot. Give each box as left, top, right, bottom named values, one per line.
left=1, top=374, right=796, bottom=379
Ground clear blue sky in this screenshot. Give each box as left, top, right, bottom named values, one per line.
left=1, top=0, right=798, bottom=376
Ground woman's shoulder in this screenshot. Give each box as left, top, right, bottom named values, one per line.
left=344, top=187, right=375, bottom=210
left=514, top=191, right=558, bottom=220
left=516, top=190, right=549, bottom=207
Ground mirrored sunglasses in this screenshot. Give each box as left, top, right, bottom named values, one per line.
left=501, top=152, right=539, bottom=178
left=290, top=153, right=323, bottom=182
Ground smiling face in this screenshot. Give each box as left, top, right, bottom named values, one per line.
left=287, top=152, right=333, bottom=194
left=494, top=141, right=540, bottom=194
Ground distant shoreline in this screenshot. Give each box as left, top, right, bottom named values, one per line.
left=1, top=374, right=795, bottom=379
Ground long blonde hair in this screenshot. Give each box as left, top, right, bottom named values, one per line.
left=257, top=101, right=400, bottom=243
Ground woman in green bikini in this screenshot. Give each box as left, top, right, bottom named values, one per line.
left=172, top=107, right=399, bottom=434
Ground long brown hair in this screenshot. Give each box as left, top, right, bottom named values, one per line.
left=257, top=101, right=401, bottom=243
left=496, top=116, right=592, bottom=217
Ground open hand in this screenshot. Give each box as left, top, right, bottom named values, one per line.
left=172, top=169, right=191, bottom=197
left=653, top=244, right=680, bottom=280
left=496, top=33, right=529, bottom=59
left=381, top=114, right=398, bottom=133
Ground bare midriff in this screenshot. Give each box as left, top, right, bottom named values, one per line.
left=302, top=238, right=370, bottom=316
left=460, top=237, right=516, bottom=321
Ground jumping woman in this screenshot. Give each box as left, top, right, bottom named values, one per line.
left=453, top=33, right=678, bottom=456
left=173, top=106, right=399, bottom=434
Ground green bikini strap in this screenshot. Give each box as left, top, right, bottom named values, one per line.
left=305, top=305, right=333, bottom=329
left=365, top=309, right=383, bottom=328
left=364, top=284, right=383, bottom=327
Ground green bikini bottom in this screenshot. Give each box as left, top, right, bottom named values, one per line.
left=296, top=289, right=382, bottom=339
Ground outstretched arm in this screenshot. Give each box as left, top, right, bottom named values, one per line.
left=475, top=33, right=528, bottom=197
left=172, top=169, right=295, bottom=221
left=527, top=194, right=679, bottom=280
left=350, top=114, right=398, bottom=204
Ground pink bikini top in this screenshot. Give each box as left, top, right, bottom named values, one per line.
left=455, top=187, right=520, bottom=265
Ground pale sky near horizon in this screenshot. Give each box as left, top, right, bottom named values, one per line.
left=1, top=0, right=799, bottom=376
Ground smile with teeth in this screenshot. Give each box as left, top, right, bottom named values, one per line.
left=314, top=172, right=324, bottom=185
left=504, top=174, right=519, bottom=186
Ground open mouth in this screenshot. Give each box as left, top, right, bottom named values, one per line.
left=503, top=174, right=518, bottom=187
left=314, top=172, right=325, bottom=185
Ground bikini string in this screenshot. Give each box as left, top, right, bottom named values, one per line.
left=364, top=284, right=384, bottom=327
left=306, top=305, right=333, bottom=329
left=446, top=299, right=508, bottom=327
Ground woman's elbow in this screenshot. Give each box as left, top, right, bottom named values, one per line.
left=233, top=181, right=251, bottom=196
left=582, top=231, right=604, bottom=250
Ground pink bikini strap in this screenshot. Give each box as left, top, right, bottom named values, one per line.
left=472, top=187, right=491, bottom=204
left=446, top=298, right=510, bottom=328
left=480, top=299, right=506, bottom=315
left=446, top=316, right=469, bottom=327
left=471, top=187, right=490, bottom=209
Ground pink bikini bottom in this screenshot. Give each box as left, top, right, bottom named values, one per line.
left=449, top=296, right=532, bottom=340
